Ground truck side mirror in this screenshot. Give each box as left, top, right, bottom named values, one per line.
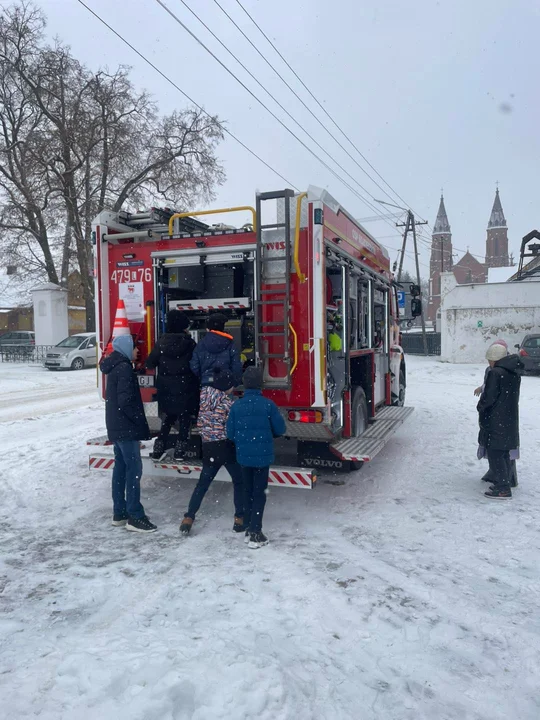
left=409, top=284, right=421, bottom=298
left=411, top=298, right=422, bottom=317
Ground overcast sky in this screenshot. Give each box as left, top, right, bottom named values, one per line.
left=39, top=0, right=540, bottom=276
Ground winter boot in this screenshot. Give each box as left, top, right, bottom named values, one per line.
left=126, top=516, right=158, bottom=533
left=112, top=513, right=128, bottom=527
left=150, top=438, right=166, bottom=461
left=484, top=486, right=512, bottom=499
left=180, top=517, right=193, bottom=535
left=233, top=516, right=245, bottom=533
left=509, top=461, right=518, bottom=488
left=173, top=440, right=188, bottom=461
left=248, top=531, right=269, bottom=549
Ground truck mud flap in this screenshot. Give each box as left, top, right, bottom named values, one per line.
left=330, top=406, right=414, bottom=463
left=88, top=452, right=316, bottom=489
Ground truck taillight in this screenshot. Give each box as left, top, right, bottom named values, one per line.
left=519, top=348, right=528, bottom=357
left=288, top=410, right=323, bottom=423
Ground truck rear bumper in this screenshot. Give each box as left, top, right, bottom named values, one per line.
left=88, top=451, right=316, bottom=489
left=330, top=406, right=414, bottom=463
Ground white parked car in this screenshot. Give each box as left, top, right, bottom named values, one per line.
left=44, top=333, right=97, bottom=371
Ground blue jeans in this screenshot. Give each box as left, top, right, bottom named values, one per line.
left=112, top=441, right=145, bottom=519
left=185, top=462, right=244, bottom=520
left=242, top=466, right=269, bottom=533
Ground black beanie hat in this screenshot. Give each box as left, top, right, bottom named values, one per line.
left=167, top=309, right=190, bottom=333
left=210, top=366, right=234, bottom=392
left=207, top=313, right=228, bottom=332
left=243, top=366, right=263, bottom=390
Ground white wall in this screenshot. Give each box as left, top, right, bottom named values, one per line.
left=32, top=284, right=69, bottom=346
left=440, top=273, right=540, bottom=363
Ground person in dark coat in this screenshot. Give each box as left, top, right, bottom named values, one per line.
left=189, top=313, right=243, bottom=387
left=146, top=310, right=199, bottom=461
left=226, top=367, right=286, bottom=548
left=179, top=367, right=244, bottom=535
left=477, top=343, right=523, bottom=499
left=474, top=340, right=517, bottom=487
left=99, top=334, right=156, bottom=533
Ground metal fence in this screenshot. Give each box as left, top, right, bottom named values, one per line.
left=0, top=345, right=53, bottom=363
left=401, top=332, right=441, bottom=356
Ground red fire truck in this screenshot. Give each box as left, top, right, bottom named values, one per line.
left=88, top=186, right=414, bottom=488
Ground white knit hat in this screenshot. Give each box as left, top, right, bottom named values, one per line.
left=486, top=343, right=508, bottom=362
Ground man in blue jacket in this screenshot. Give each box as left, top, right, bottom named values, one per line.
left=190, top=313, right=243, bottom=387
left=226, top=367, right=286, bottom=548
left=99, top=335, right=156, bottom=533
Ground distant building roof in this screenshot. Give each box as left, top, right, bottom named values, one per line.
left=487, top=266, right=515, bottom=283
left=453, top=251, right=485, bottom=270
left=508, top=256, right=540, bottom=282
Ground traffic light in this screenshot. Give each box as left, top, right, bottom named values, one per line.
left=409, top=284, right=421, bottom=298
left=411, top=298, right=422, bottom=317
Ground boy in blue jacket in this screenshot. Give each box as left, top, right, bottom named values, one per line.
left=226, top=366, right=286, bottom=548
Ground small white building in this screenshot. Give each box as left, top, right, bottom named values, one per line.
left=31, top=283, right=69, bottom=347
left=440, top=272, right=540, bottom=363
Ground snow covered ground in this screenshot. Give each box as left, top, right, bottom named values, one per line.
left=1, top=357, right=539, bottom=720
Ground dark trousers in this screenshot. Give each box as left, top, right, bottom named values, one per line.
left=185, top=462, right=244, bottom=520
left=112, top=440, right=145, bottom=519
left=487, top=449, right=511, bottom=491
left=157, top=414, right=191, bottom=445
left=243, top=466, right=269, bottom=533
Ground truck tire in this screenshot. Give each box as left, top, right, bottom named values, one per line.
left=392, top=367, right=406, bottom=406
left=350, top=386, right=368, bottom=471
left=351, top=386, right=368, bottom=438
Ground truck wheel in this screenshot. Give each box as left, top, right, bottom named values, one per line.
left=392, top=367, right=406, bottom=406
left=350, top=386, right=368, bottom=471
left=352, top=386, right=368, bottom=437
left=71, top=357, right=85, bottom=371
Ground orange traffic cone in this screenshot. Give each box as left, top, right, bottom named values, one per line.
left=104, top=299, right=131, bottom=355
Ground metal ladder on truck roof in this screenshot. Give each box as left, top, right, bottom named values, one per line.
left=254, top=188, right=295, bottom=389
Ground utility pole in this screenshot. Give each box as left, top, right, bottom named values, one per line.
left=410, top=213, right=429, bottom=356
left=396, top=212, right=411, bottom=283
left=376, top=200, right=429, bottom=355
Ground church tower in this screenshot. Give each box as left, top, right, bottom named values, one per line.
left=428, top=195, right=453, bottom=323
left=485, top=188, right=509, bottom=268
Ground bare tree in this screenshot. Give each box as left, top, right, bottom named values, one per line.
left=0, top=1, right=225, bottom=329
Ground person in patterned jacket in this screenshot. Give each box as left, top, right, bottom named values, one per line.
left=179, top=367, right=244, bottom=534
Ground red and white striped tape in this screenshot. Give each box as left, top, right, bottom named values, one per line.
left=89, top=456, right=115, bottom=470
left=89, top=456, right=314, bottom=488
left=269, top=469, right=312, bottom=487
left=176, top=303, right=249, bottom=311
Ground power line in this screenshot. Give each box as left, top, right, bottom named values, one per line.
left=233, top=0, right=423, bottom=218
left=211, top=0, right=398, bottom=206
left=155, top=0, right=402, bottom=232
left=75, top=0, right=297, bottom=190
left=175, top=0, right=385, bottom=212
left=75, top=0, right=427, bottom=268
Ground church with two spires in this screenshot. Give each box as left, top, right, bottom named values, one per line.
left=427, top=189, right=512, bottom=323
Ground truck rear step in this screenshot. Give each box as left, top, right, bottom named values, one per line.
left=330, top=406, right=414, bottom=463
left=89, top=452, right=316, bottom=489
